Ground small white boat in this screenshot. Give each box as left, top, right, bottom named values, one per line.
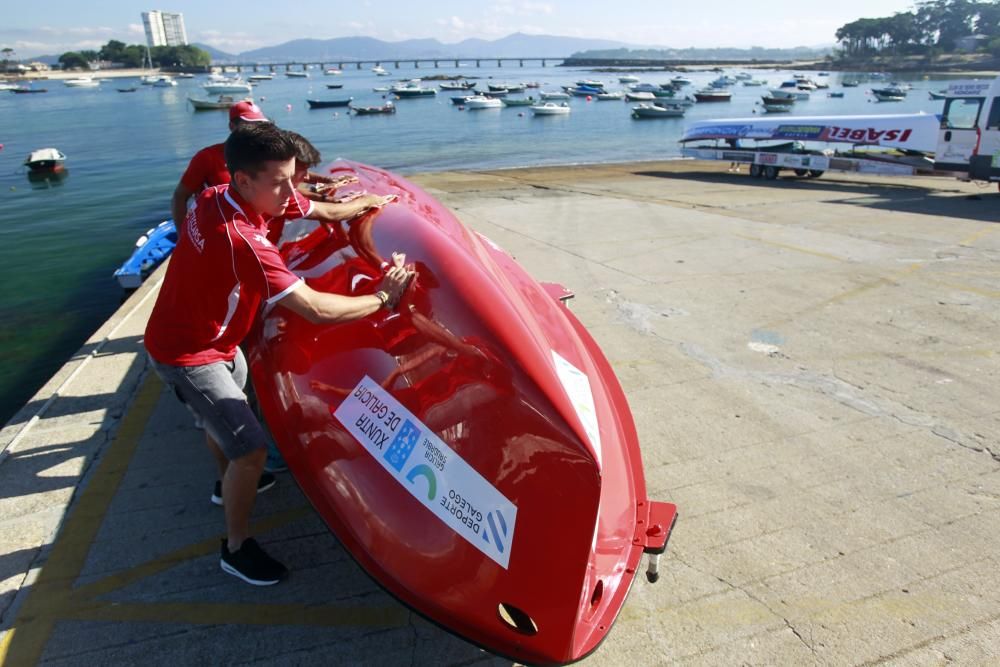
left=631, top=103, right=685, bottom=119
left=248, top=74, right=274, bottom=81
left=203, top=79, right=252, bottom=95
left=325, top=68, right=342, bottom=75
left=671, top=76, right=692, bottom=86
left=530, top=102, right=571, bottom=115
left=625, top=91, right=655, bottom=101
left=286, top=71, right=309, bottom=78
left=24, top=147, right=66, bottom=172
left=596, top=91, right=624, bottom=100
left=742, top=79, right=768, bottom=87
left=188, top=95, right=247, bottom=110
left=372, top=65, right=390, bottom=76
left=373, top=86, right=390, bottom=92
left=176, top=73, right=195, bottom=79
left=463, top=95, right=502, bottom=109
left=769, top=88, right=810, bottom=101
left=618, top=75, right=640, bottom=84
left=151, top=75, right=177, bottom=87
left=64, top=77, right=99, bottom=88
left=539, top=91, right=570, bottom=100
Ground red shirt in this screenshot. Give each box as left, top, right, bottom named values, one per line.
left=145, top=185, right=303, bottom=366
left=264, top=190, right=314, bottom=245
left=179, top=143, right=230, bottom=193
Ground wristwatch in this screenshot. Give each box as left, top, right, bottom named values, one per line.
left=374, top=290, right=391, bottom=308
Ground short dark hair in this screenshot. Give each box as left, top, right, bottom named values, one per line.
left=284, top=130, right=322, bottom=169
left=224, top=123, right=296, bottom=179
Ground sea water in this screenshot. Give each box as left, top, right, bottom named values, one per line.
left=0, top=65, right=974, bottom=424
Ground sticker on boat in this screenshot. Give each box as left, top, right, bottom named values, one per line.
left=334, top=376, right=518, bottom=568
left=552, top=351, right=602, bottom=467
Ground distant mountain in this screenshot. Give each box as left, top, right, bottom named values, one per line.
left=222, top=33, right=632, bottom=63
left=192, top=42, right=236, bottom=62
left=569, top=45, right=834, bottom=62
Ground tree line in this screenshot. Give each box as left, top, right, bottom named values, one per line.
left=836, top=0, right=1000, bottom=57
left=58, top=40, right=210, bottom=70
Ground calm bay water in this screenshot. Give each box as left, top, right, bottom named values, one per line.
left=0, top=64, right=974, bottom=425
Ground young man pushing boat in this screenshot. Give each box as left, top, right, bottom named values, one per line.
left=145, top=123, right=412, bottom=585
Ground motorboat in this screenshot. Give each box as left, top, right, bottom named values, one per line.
left=450, top=95, right=473, bottom=105
left=247, top=159, right=676, bottom=666
left=373, top=86, right=390, bottom=92
left=325, top=68, right=343, bottom=75
left=64, top=77, right=99, bottom=88
left=307, top=98, right=353, bottom=109
left=531, top=101, right=571, bottom=115
left=670, top=76, right=692, bottom=86
left=0, top=82, right=20, bottom=91
left=742, top=79, right=768, bottom=87
left=439, top=81, right=476, bottom=90
left=151, top=75, right=177, bottom=87
left=625, top=91, right=655, bottom=101
left=575, top=79, right=605, bottom=90
left=618, top=74, right=640, bottom=83
left=203, top=79, right=252, bottom=95
left=188, top=95, right=247, bottom=111
left=24, top=147, right=66, bottom=173
left=928, top=90, right=948, bottom=100
left=631, top=103, right=686, bottom=118
left=249, top=74, right=274, bottom=82
left=351, top=102, right=396, bottom=115
left=769, top=88, right=809, bottom=101
left=872, top=87, right=907, bottom=102
left=372, top=65, right=390, bottom=76
left=539, top=90, right=570, bottom=100
left=694, top=89, right=732, bottom=102
left=325, top=83, right=344, bottom=89
left=567, top=85, right=603, bottom=97
left=596, top=91, right=624, bottom=101
left=10, top=87, right=47, bottom=94
left=286, top=71, right=309, bottom=78
left=628, top=83, right=660, bottom=94
left=112, top=219, right=177, bottom=289
left=391, top=82, right=437, bottom=98
left=481, top=89, right=508, bottom=98
left=117, top=87, right=138, bottom=93
left=463, top=95, right=502, bottom=109
left=828, top=92, right=845, bottom=99
left=176, top=73, right=195, bottom=79
left=501, top=96, right=535, bottom=107
left=762, top=103, right=793, bottom=113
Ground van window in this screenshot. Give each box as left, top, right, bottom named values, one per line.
left=942, top=98, right=983, bottom=129
left=987, top=97, right=1000, bottom=130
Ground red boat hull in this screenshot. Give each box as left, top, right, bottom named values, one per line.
left=247, top=161, right=676, bottom=664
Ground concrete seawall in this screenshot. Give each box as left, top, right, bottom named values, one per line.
left=1, top=160, right=998, bottom=665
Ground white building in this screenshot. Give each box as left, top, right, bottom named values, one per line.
left=142, top=10, right=188, bottom=48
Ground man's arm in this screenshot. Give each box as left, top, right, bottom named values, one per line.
left=277, top=264, right=411, bottom=325
left=171, top=182, right=196, bottom=226
left=306, top=194, right=396, bottom=223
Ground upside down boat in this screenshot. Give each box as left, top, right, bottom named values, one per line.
left=247, top=161, right=677, bottom=665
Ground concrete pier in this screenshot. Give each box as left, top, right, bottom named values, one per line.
left=1, top=161, right=998, bottom=665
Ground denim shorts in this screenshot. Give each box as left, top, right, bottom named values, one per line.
left=148, top=348, right=268, bottom=461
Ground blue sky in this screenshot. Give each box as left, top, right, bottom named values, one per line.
left=5, top=0, right=917, bottom=57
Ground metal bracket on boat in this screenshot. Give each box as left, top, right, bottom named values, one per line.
left=540, top=282, right=575, bottom=304
left=634, top=500, right=678, bottom=583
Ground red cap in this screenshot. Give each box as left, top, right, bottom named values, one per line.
left=229, top=100, right=268, bottom=123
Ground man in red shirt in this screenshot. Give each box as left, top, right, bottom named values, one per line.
left=170, top=100, right=270, bottom=226
left=146, top=123, right=411, bottom=585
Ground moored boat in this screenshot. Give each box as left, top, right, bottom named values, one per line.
left=631, top=102, right=686, bottom=118
left=596, top=91, right=624, bottom=101
left=248, top=74, right=274, bottom=82
left=539, top=90, right=570, bottom=100
left=439, top=81, right=476, bottom=90
left=694, top=89, right=732, bottom=102
left=463, top=95, right=502, bottom=109
left=531, top=101, right=571, bottom=115
left=11, top=87, right=47, bottom=94
left=248, top=159, right=677, bottom=666
left=188, top=95, right=247, bottom=110
left=872, top=87, right=907, bottom=102
left=625, top=91, right=655, bottom=101
left=113, top=219, right=178, bottom=289
left=352, top=102, right=396, bottom=115
left=307, top=98, right=353, bottom=109
left=24, top=147, right=66, bottom=172
left=391, top=82, right=437, bottom=98
left=501, top=96, right=535, bottom=106
left=64, top=77, right=99, bottom=88
left=203, top=79, right=252, bottom=95
left=286, top=71, right=309, bottom=78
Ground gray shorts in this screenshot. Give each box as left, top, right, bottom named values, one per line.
left=148, top=348, right=268, bottom=461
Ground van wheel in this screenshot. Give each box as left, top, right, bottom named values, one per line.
left=807, top=170, right=825, bottom=178
left=794, top=169, right=808, bottom=177
left=749, top=164, right=763, bottom=178
left=764, top=166, right=779, bottom=180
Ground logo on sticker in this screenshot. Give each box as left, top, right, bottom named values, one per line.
left=334, top=377, right=518, bottom=568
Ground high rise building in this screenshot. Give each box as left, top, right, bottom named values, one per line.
left=142, top=11, right=188, bottom=48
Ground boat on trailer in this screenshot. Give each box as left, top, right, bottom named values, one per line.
left=247, top=159, right=677, bottom=665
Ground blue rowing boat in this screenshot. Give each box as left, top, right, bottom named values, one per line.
left=113, top=219, right=177, bottom=289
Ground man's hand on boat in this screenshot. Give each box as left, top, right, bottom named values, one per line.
left=310, top=193, right=397, bottom=224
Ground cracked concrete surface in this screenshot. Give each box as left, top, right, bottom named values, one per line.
left=0, top=160, right=998, bottom=665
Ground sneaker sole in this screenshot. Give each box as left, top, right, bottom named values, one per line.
left=220, top=559, right=283, bottom=586
left=210, top=478, right=276, bottom=507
